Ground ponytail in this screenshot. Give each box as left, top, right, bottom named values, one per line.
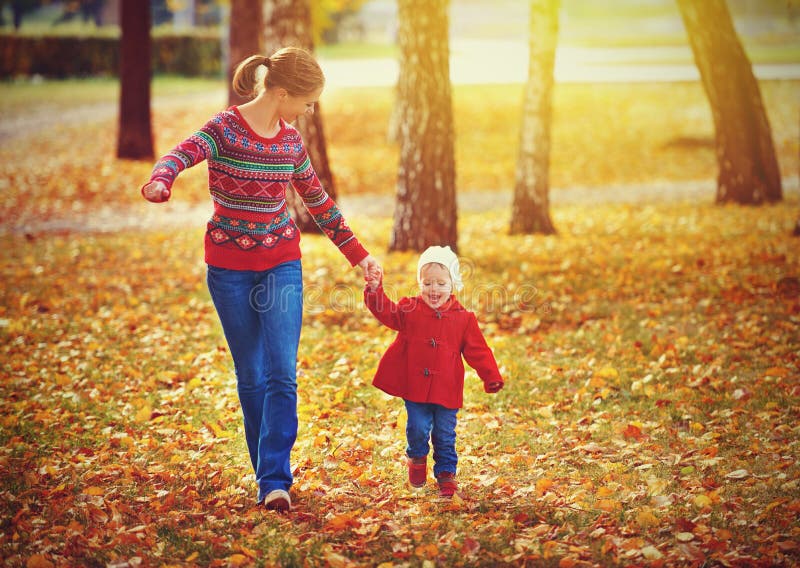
left=231, top=47, right=325, bottom=100
left=232, top=55, right=268, bottom=99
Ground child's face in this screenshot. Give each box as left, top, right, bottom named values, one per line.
left=419, top=263, right=453, bottom=309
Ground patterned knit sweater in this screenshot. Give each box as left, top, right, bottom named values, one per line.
left=146, top=106, right=368, bottom=271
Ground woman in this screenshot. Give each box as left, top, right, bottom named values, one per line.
left=141, top=47, right=380, bottom=512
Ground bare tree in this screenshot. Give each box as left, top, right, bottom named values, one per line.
left=677, top=0, right=782, bottom=204
left=510, top=0, right=560, bottom=235
left=390, top=0, right=457, bottom=252
left=263, top=0, right=337, bottom=234
left=117, top=0, right=153, bottom=160
left=228, top=0, right=263, bottom=107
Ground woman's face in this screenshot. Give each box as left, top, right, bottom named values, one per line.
left=280, top=87, right=323, bottom=123
left=419, top=263, right=453, bottom=310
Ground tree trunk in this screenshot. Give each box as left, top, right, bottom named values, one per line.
left=510, top=0, right=559, bottom=235
left=263, top=0, right=336, bottom=234
left=390, top=0, right=457, bottom=252
left=228, top=0, right=263, bottom=107
left=117, top=0, right=153, bottom=160
left=676, top=0, right=782, bottom=204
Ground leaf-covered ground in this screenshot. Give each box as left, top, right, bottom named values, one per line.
left=1, top=78, right=799, bottom=566
left=2, top=200, right=799, bottom=567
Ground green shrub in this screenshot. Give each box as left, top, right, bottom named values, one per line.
left=0, top=33, right=222, bottom=78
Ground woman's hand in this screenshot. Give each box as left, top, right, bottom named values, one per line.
left=358, top=255, right=382, bottom=289
left=141, top=181, right=170, bottom=203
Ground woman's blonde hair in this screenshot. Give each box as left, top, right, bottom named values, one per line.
left=232, top=46, right=325, bottom=99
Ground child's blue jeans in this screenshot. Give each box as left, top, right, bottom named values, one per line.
left=404, top=400, right=459, bottom=477
left=206, top=260, right=303, bottom=502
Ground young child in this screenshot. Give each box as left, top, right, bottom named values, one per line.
left=364, top=245, right=504, bottom=497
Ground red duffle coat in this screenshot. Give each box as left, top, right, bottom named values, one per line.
left=364, top=285, right=504, bottom=409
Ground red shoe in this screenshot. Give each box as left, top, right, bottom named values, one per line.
left=437, top=472, right=458, bottom=497
left=407, top=456, right=427, bottom=488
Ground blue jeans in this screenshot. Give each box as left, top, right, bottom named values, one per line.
left=206, top=260, right=303, bottom=501
left=404, top=400, right=459, bottom=477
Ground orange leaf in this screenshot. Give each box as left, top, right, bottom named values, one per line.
left=327, top=512, right=359, bottom=531
left=596, top=499, right=622, bottom=512
left=536, top=478, right=554, bottom=495
left=623, top=424, right=645, bottom=441
left=764, top=366, right=790, bottom=378
left=636, top=509, right=660, bottom=528
left=83, top=486, right=105, bottom=496
left=542, top=541, right=560, bottom=560
left=226, top=554, right=249, bottom=567
left=26, top=555, right=54, bottom=568
left=589, top=376, right=606, bottom=388
left=414, top=543, right=439, bottom=558
left=717, top=529, right=734, bottom=541
left=596, top=486, right=616, bottom=498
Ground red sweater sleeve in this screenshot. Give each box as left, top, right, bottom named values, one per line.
left=462, top=313, right=504, bottom=389
left=147, top=118, right=217, bottom=194
left=292, top=146, right=368, bottom=267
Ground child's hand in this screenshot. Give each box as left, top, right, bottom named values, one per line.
left=365, top=265, right=383, bottom=291
left=141, top=181, right=170, bottom=203
left=485, top=381, right=504, bottom=393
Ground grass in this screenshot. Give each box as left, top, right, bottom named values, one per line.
left=317, top=41, right=399, bottom=60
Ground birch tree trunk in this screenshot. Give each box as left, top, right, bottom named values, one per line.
left=227, top=0, right=262, bottom=107
left=117, top=0, right=153, bottom=160
left=263, top=0, right=337, bottom=234
left=390, top=0, right=457, bottom=252
left=510, top=0, right=559, bottom=235
left=676, top=0, right=782, bottom=204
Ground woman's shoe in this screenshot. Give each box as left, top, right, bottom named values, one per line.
left=263, top=489, right=291, bottom=513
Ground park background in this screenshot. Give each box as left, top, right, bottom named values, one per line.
left=1, top=0, right=799, bottom=566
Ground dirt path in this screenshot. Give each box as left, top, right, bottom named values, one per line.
left=0, top=90, right=223, bottom=144
left=8, top=177, right=797, bottom=236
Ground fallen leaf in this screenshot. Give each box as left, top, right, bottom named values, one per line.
left=596, top=499, right=621, bottom=512
left=596, top=367, right=619, bottom=379
left=415, top=543, right=439, bottom=559
left=461, top=537, right=480, bottom=555
left=26, top=556, right=54, bottom=568
left=641, top=545, right=663, bottom=560
left=693, top=494, right=713, bottom=509
left=636, top=509, right=660, bottom=529
left=225, top=554, right=249, bottom=568
left=725, top=469, right=749, bottom=480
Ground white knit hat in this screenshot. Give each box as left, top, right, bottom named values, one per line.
left=417, top=245, right=463, bottom=291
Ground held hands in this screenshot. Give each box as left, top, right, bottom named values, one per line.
left=141, top=181, right=171, bottom=203
left=485, top=381, right=504, bottom=394
left=358, top=255, right=382, bottom=291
